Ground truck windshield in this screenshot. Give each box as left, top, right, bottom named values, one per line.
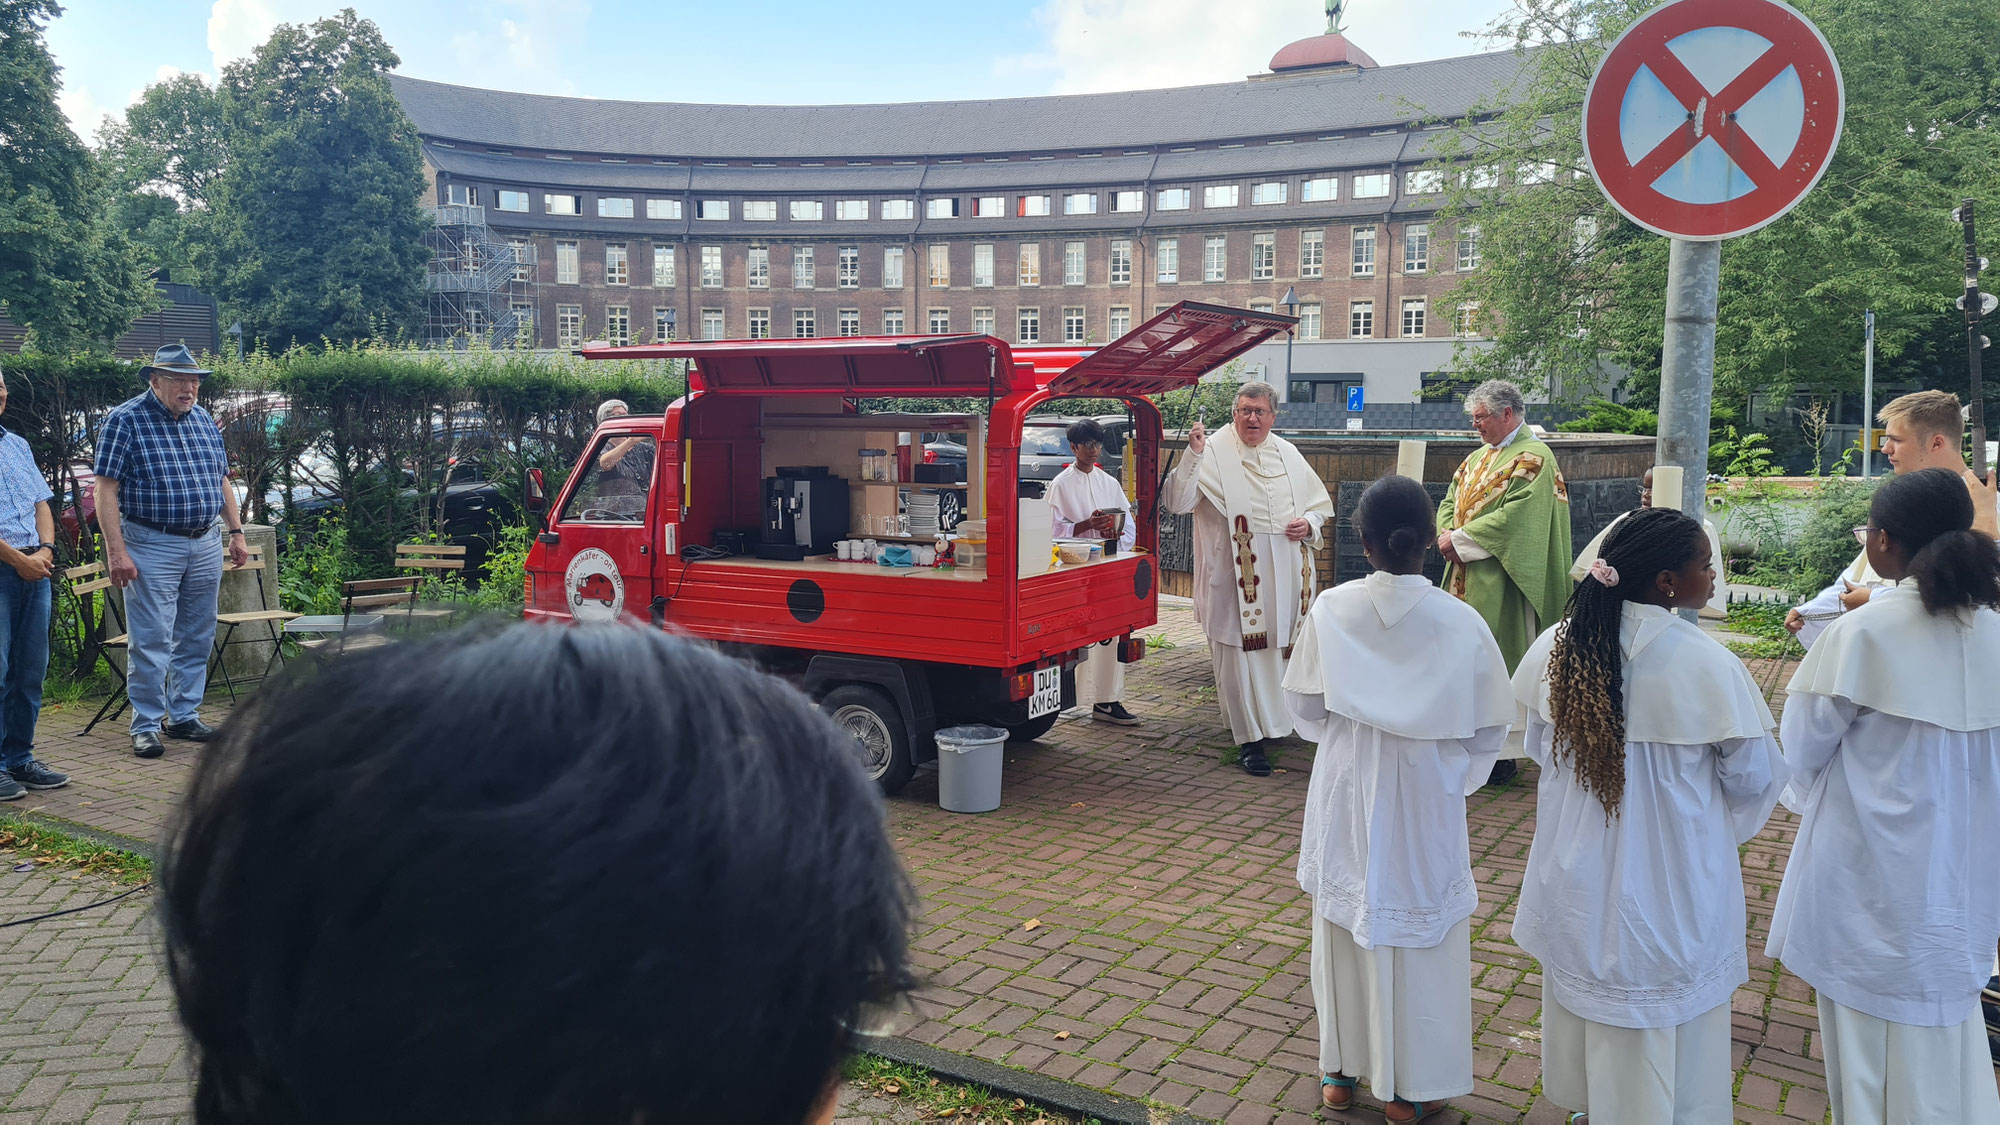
left=561, top=434, right=655, bottom=522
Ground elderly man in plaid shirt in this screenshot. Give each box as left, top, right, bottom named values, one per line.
left=95, top=345, right=248, bottom=760
left=0, top=365, right=69, bottom=799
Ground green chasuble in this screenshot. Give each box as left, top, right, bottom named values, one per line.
left=1437, top=429, right=1573, bottom=672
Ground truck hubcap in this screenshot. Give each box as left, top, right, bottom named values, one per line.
left=831, top=704, right=892, bottom=779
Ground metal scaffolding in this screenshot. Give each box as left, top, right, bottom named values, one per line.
left=424, top=204, right=539, bottom=348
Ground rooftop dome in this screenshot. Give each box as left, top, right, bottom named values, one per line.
left=1270, top=31, right=1379, bottom=73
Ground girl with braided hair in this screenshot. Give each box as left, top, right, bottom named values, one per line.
left=1769, top=467, right=2000, bottom=1124
left=1283, top=475, right=1513, bottom=1122
left=1511, top=506, right=1787, bottom=1124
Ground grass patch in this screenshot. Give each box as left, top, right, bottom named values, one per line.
left=0, top=818, right=154, bottom=884
left=1722, top=601, right=1804, bottom=661
left=1143, top=633, right=1176, bottom=653
left=843, top=1054, right=1102, bottom=1124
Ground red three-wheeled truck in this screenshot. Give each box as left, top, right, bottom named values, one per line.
left=524, top=301, right=1291, bottom=793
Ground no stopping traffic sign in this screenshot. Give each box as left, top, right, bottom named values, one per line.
left=1583, top=0, right=1843, bottom=241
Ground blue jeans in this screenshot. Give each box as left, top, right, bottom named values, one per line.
left=121, top=522, right=222, bottom=733
left=0, top=568, right=51, bottom=771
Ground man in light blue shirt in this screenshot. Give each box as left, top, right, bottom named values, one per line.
left=0, top=366, right=69, bottom=799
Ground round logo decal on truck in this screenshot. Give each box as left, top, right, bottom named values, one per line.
left=564, top=548, right=625, bottom=623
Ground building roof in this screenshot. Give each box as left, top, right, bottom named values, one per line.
left=388, top=48, right=1528, bottom=161
left=1269, top=33, right=1381, bottom=72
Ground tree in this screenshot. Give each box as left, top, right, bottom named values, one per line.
left=1426, top=0, right=2000, bottom=416
left=0, top=0, right=158, bottom=350
left=208, top=9, right=430, bottom=348
left=96, top=73, right=228, bottom=288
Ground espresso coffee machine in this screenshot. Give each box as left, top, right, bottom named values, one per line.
left=758, top=466, right=849, bottom=560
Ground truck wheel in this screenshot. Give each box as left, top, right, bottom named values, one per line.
left=822, top=684, right=916, bottom=795
left=1005, top=712, right=1060, bottom=743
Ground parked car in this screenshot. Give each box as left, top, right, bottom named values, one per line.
left=1018, top=415, right=1131, bottom=487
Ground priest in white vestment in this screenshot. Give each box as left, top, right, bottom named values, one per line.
left=1284, top=474, right=1513, bottom=1121
left=1046, top=418, right=1139, bottom=725
left=1513, top=507, right=1787, bottom=1124
left=1768, top=467, right=2000, bottom=1125
left=1164, top=381, right=1333, bottom=777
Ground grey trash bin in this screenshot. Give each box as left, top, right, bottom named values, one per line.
left=934, top=724, right=1008, bottom=813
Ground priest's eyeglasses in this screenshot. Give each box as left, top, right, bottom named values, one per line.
left=1851, top=525, right=1878, bottom=544
left=1233, top=405, right=1272, bottom=419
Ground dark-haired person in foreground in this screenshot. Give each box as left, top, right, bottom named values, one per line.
left=1283, top=475, right=1513, bottom=1122
left=1512, top=508, right=1786, bottom=1124
left=158, top=624, right=914, bottom=1125
left=1767, top=467, right=2000, bottom=1124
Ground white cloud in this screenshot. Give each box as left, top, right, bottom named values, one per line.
left=57, top=84, right=115, bottom=143
left=207, top=0, right=329, bottom=73
left=439, top=1, right=590, bottom=96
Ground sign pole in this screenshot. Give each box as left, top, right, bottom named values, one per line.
left=1862, top=309, right=1875, bottom=479
left=1656, top=239, right=1720, bottom=517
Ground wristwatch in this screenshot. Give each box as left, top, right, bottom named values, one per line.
left=227, top=528, right=245, bottom=537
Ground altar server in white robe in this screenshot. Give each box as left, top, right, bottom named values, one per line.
left=1514, top=507, right=1787, bottom=1125
left=1768, top=467, right=2000, bottom=1125
left=1283, top=475, right=1513, bottom=1123
left=1047, top=418, right=1140, bottom=724
left=1165, top=381, right=1334, bottom=777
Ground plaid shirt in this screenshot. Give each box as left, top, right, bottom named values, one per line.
left=0, top=425, right=51, bottom=549
left=93, top=391, right=227, bottom=529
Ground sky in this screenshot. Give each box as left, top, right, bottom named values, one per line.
left=45, top=0, right=1519, bottom=144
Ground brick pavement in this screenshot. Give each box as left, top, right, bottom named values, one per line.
left=6, top=604, right=1994, bottom=1123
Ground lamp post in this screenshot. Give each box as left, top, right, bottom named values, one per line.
left=227, top=322, right=243, bottom=363
left=1279, top=286, right=1300, bottom=399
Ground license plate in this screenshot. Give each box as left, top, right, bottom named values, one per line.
left=1027, top=665, right=1061, bottom=719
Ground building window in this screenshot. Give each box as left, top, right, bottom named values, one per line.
left=1017, top=194, right=1051, bottom=217
left=510, top=240, right=531, bottom=282
left=1018, top=307, right=1040, bottom=344
left=1350, top=300, right=1373, bottom=338
left=747, top=247, right=769, bottom=289
left=1352, top=174, right=1391, bottom=199
left=790, top=201, right=823, bottom=221
left=1404, top=224, right=1430, bottom=274
left=881, top=199, right=915, bottom=220
left=975, top=196, right=1005, bottom=218
left=605, top=305, right=630, bottom=346
left=646, top=199, right=682, bottom=220
left=883, top=247, right=905, bottom=289
left=973, top=244, right=994, bottom=288
left=701, top=308, right=724, bottom=339
left=836, top=245, right=859, bottom=289
left=1252, top=233, right=1274, bottom=280
left=1109, top=306, right=1131, bottom=337
left=546, top=193, right=580, bottom=215
left=794, top=308, right=816, bottom=338
left=510, top=302, right=534, bottom=346
left=747, top=308, right=770, bottom=339
left=928, top=244, right=950, bottom=287
left=1111, top=190, right=1143, bottom=213
left=1062, top=192, right=1097, bottom=215
left=1455, top=303, right=1482, bottom=337
left=1405, top=170, right=1445, bottom=194
left=1203, top=236, right=1226, bottom=282
left=835, top=199, right=868, bottom=221
left=1018, top=243, right=1041, bottom=286
left=1249, top=299, right=1274, bottom=314
left=700, top=245, right=722, bottom=288
left=1062, top=306, right=1085, bottom=344
left=882, top=309, right=905, bottom=334
left=1351, top=226, right=1376, bottom=277
left=599, top=197, right=634, bottom=219
left=1518, top=161, right=1556, bottom=185
left=1457, top=226, right=1481, bottom=271
left=1157, top=238, right=1179, bottom=283
left=792, top=246, right=815, bottom=289
left=1251, top=181, right=1287, bottom=205
left=1301, top=303, right=1322, bottom=340
left=1063, top=241, right=1085, bottom=285
left=1300, top=229, right=1324, bottom=278
left=1300, top=177, right=1337, bottom=202
left=1156, top=188, right=1191, bottom=211
left=653, top=245, right=675, bottom=287
left=557, top=304, right=582, bottom=349
left=928, top=308, right=950, bottom=334
left=838, top=308, right=860, bottom=336
left=497, top=189, right=529, bottom=212
left=1466, top=166, right=1500, bottom=190
left=973, top=307, right=995, bottom=335
left=556, top=240, right=579, bottom=284
left=1203, top=185, right=1240, bottom=208
left=1110, top=240, right=1131, bottom=285
left=926, top=198, right=959, bottom=219
left=654, top=307, right=675, bottom=342
left=1401, top=298, right=1426, bottom=337
left=604, top=243, right=628, bottom=286
left=697, top=200, right=728, bottom=221
left=444, top=184, right=474, bottom=206
left=743, top=201, right=778, bottom=221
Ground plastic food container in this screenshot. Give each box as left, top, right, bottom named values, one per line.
left=858, top=449, right=889, bottom=481
left=953, top=538, right=988, bottom=572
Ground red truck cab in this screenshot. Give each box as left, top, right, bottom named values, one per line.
left=529, top=301, right=1290, bottom=792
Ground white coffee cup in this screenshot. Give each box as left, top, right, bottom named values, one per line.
left=836, top=541, right=854, bottom=560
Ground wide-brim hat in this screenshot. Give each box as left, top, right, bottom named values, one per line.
left=141, top=343, right=211, bottom=379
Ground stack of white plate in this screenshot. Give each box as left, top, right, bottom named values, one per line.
left=905, top=494, right=942, bottom=537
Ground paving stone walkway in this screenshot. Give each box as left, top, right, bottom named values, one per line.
left=3, top=602, right=1992, bottom=1123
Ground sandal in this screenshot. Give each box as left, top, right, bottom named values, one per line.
left=1320, top=1074, right=1358, bottom=1111
left=1385, top=1101, right=1451, bottom=1123
left=1569, top=1115, right=1589, bottom=1124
